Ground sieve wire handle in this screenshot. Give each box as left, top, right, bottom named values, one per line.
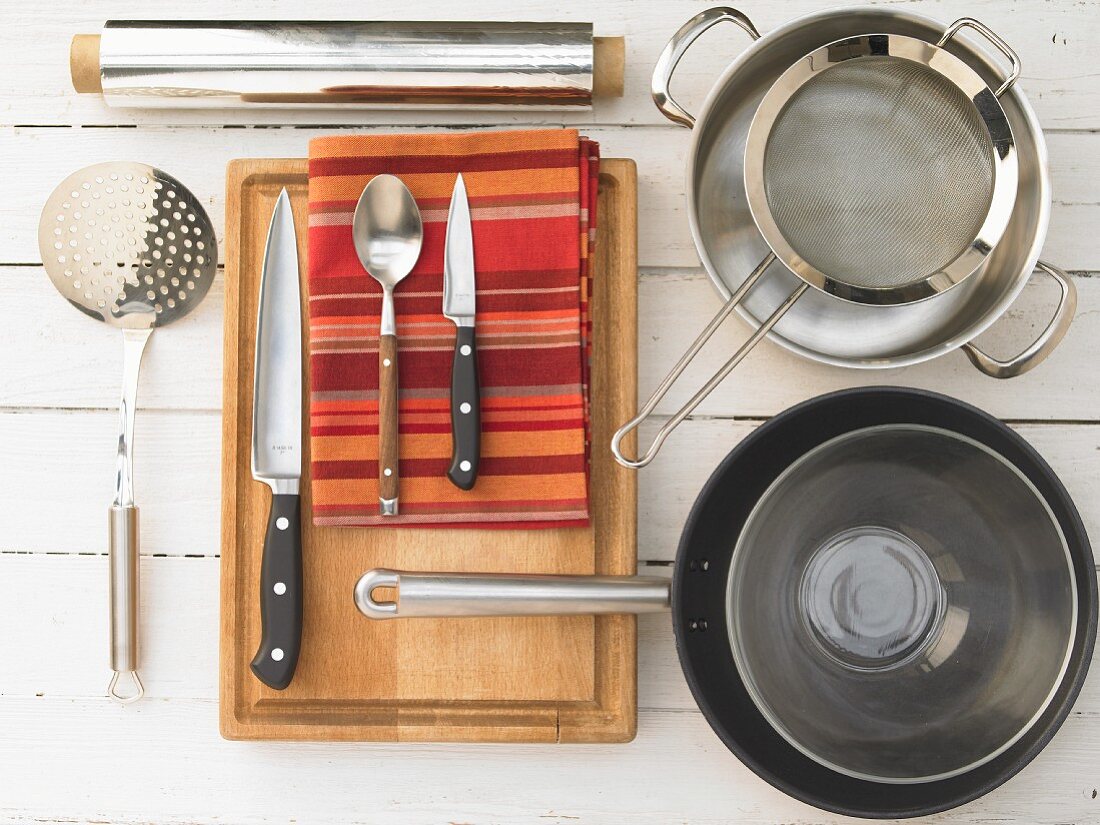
left=652, top=7, right=760, bottom=128
left=937, top=18, right=1021, bottom=97
left=962, top=261, right=1077, bottom=379
left=612, top=253, right=808, bottom=469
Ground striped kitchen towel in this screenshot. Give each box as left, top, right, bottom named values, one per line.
left=306, top=129, right=600, bottom=528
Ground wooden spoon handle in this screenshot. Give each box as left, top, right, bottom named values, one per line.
left=378, top=333, right=399, bottom=515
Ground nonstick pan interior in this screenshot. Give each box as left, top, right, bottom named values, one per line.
left=671, top=387, right=1096, bottom=818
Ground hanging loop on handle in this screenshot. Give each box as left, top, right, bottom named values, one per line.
left=108, top=669, right=144, bottom=704
left=937, top=18, right=1021, bottom=97
left=652, top=7, right=760, bottom=128
left=962, top=261, right=1076, bottom=379
left=612, top=253, right=811, bottom=469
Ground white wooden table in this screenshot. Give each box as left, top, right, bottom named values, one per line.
left=3, top=1, right=1098, bottom=822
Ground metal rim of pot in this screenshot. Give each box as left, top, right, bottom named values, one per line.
left=610, top=8, right=1077, bottom=471
left=354, top=387, right=1097, bottom=817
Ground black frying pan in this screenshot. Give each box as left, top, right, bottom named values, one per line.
left=357, top=387, right=1096, bottom=818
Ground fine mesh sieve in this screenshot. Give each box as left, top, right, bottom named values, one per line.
left=38, top=162, right=216, bottom=702
left=743, top=32, right=1018, bottom=306
left=761, top=57, right=996, bottom=291
left=614, top=22, right=1023, bottom=470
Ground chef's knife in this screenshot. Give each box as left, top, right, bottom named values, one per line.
left=443, top=173, right=480, bottom=490
left=250, top=188, right=303, bottom=690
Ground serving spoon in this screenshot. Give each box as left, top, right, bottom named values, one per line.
left=352, top=175, right=423, bottom=516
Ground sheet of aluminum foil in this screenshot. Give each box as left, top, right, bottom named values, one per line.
left=96, top=20, right=595, bottom=109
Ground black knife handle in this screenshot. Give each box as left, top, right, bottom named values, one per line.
left=250, top=493, right=303, bottom=690
left=447, top=325, right=481, bottom=490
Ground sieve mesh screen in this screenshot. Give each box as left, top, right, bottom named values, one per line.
left=762, top=57, right=995, bottom=290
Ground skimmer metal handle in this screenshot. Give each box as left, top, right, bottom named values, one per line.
left=612, top=253, right=810, bottom=469
left=962, top=261, right=1076, bottom=379
left=652, top=7, right=760, bottom=128
left=937, top=18, right=1021, bottom=97
left=355, top=569, right=670, bottom=619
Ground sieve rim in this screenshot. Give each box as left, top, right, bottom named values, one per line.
left=743, top=33, right=1018, bottom=306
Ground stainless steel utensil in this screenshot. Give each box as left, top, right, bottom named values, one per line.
left=352, top=175, right=423, bottom=516
left=37, top=162, right=216, bottom=702
left=443, top=174, right=480, bottom=490
left=611, top=9, right=1076, bottom=469
left=250, top=189, right=303, bottom=690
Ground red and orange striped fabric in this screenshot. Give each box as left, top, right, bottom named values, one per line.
left=306, top=129, right=599, bottom=528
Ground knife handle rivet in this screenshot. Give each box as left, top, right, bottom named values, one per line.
left=276, top=516, right=289, bottom=530
left=383, top=358, right=392, bottom=367
left=460, top=345, right=472, bottom=356
left=460, top=402, right=472, bottom=414
left=271, top=648, right=285, bottom=662
left=460, top=460, right=472, bottom=472
left=383, top=467, right=393, bottom=477
left=273, top=582, right=287, bottom=596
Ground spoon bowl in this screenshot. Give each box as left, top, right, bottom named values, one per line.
left=353, top=175, right=424, bottom=288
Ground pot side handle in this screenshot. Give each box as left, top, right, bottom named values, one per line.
left=962, top=261, right=1077, bottom=379
left=652, top=7, right=760, bottom=128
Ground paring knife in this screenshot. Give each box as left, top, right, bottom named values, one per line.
left=443, top=173, right=480, bottom=490
left=250, top=188, right=304, bottom=690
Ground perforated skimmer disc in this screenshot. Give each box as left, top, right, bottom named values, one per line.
left=38, top=162, right=217, bottom=329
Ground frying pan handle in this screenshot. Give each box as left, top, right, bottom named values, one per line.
left=962, top=261, right=1077, bottom=379
left=652, top=7, right=760, bottom=128
left=937, top=18, right=1021, bottom=97
left=612, top=253, right=809, bottom=469
left=355, top=569, right=670, bottom=619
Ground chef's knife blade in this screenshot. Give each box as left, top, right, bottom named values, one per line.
left=443, top=174, right=480, bottom=490
left=250, top=188, right=303, bottom=690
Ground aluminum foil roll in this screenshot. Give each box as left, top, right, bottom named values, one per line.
left=90, top=20, right=599, bottom=109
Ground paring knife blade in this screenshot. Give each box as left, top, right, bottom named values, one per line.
left=443, top=174, right=481, bottom=490
left=249, top=188, right=303, bottom=691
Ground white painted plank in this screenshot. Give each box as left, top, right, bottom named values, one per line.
left=13, top=552, right=1097, bottom=716
left=4, top=0, right=1099, bottom=129
left=1, top=555, right=1097, bottom=824
left=6, top=263, right=1100, bottom=419
left=0, top=409, right=221, bottom=557
left=0, top=268, right=225, bottom=411
left=4, top=126, right=1100, bottom=269
left=0, top=696, right=1096, bottom=825
left=637, top=269, right=1100, bottom=422
left=5, top=408, right=1098, bottom=563
left=0, top=549, right=1096, bottom=825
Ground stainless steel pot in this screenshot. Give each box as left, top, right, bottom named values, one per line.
left=612, top=7, right=1076, bottom=469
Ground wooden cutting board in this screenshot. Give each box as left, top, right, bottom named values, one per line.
left=220, top=157, right=638, bottom=741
